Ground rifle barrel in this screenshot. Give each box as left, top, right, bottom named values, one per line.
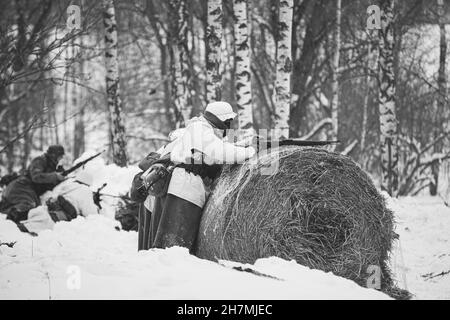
left=259, top=139, right=339, bottom=149
left=62, top=151, right=104, bottom=176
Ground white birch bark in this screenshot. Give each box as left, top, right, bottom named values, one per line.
left=233, top=0, right=254, bottom=138
left=206, top=0, right=223, bottom=103
left=103, top=0, right=127, bottom=167
left=273, top=0, right=293, bottom=140
left=378, top=0, right=398, bottom=196
left=330, top=0, right=341, bottom=142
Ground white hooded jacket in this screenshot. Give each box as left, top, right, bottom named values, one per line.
left=158, top=116, right=255, bottom=208
left=22, top=179, right=98, bottom=233
left=56, top=181, right=98, bottom=217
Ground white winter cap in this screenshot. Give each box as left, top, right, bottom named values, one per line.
left=204, top=101, right=237, bottom=121
left=75, top=170, right=93, bottom=186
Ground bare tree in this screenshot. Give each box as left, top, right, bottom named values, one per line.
left=73, top=37, right=85, bottom=160
left=103, top=0, right=127, bottom=167
left=430, top=0, right=447, bottom=195
left=361, top=32, right=378, bottom=162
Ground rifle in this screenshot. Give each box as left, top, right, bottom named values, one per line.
left=62, top=150, right=104, bottom=176
left=257, top=138, right=339, bottom=150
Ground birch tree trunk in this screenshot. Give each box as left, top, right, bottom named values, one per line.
left=330, top=0, right=341, bottom=142
left=233, top=0, right=254, bottom=138
left=206, top=0, right=223, bottom=103
left=431, top=0, right=447, bottom=195
left=170, top=0, right=192, bottom=127
left=378, top=0, right=398, bottom=196
left=273, top=0, right=293, bottom=140
left=103, top=0, right=127, bottom=167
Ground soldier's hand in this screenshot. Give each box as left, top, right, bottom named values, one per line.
left=55, top=173, right=66, bottom=182
left=235, top=135, right=258, bottom=147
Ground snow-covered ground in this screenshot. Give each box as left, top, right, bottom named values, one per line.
left=387, top=195, right=450, bottom=300
left=0, top=155, right=449, bottom=299
left=0, top=215, right=389, bottom=300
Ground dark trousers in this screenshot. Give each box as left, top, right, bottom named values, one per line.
left=138, top=204, right=153, bottom=251
left=151, top=193, right=202, bottom=253
left=138, top=195, right=167, bottom=251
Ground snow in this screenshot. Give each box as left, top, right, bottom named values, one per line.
left=0, top=214, right=389, bottom=300
left=52, top=151, right=141, bottom=219
left=387, top=194, right=450, bottom=299
left=1, top=159, right=449, bottom=299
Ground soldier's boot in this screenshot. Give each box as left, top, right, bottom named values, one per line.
left=57, top=195, right=77, bottom=220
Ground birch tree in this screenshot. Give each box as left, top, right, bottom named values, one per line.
left=273, top=0, right=293, bottom=140
left=330, top=0, right=341, bottom=142
left=169, top=0, right=192, bottom=127
left=103, top=0, right=127, bottom=167
left=206, top=0, right=223, bottom=103
left=233, top=0, right=254, bottom=138
left=378, top=0, right=398, bottom=196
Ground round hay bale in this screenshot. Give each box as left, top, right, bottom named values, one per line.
left=195, top=147, right=408, bottom=298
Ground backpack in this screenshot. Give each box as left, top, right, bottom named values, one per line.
left=131, top=152, right=174, bottom=201
left=141, top=154, right=174, bottom=198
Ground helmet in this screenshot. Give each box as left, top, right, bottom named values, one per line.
left=47, top=145, right=65, bottom=157
left=204, top=101, right=237, bottom=122
left=75, top=170, right=93, bottom=186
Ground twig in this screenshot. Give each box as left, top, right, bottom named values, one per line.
left=0, top=111, right=46, bottom=154
left=300, top=118, right=332, bottom=140
left=0, top=241, right=16, bottom=248
left=422, top=269, right=450, bottom=280
left=341, top=139, right=359, bottom=156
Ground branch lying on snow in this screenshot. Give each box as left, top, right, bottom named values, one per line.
left=0, top=241, right=16, bottom=248
left=422, top=269, right=450, bottom=280
left=300, top=118, right=332, bottom=140
left=217, top=261, right=281, bottom=281
left=342, top=140, right=358, bottom=156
